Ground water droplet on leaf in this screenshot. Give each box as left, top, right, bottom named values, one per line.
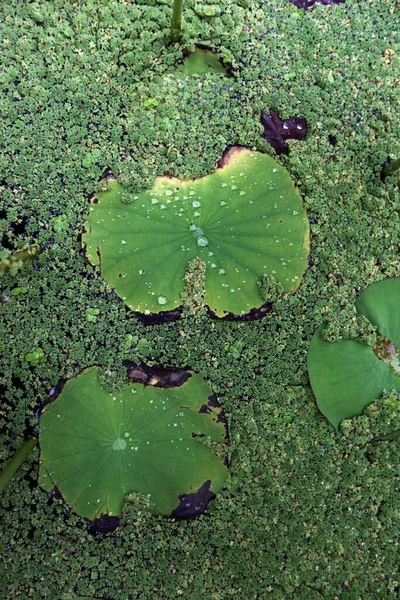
left=197, top=236, right=209, bottom=247
left=113, top=438, right=127, bottom=451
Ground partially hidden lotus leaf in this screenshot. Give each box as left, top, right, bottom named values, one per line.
left=83, top=147, right=309, bottom=316
left=39, top=367, right=228, bottom=520
left=308, top=278, right=400, bottom=428
left=181, top=46, right=229, bottom=76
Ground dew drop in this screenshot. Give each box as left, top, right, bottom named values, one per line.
left=157, top=296, right=167, bottom=305
left=113, top=438, right=127, bottom=451
left=197, top=236, right=209, bottom=247
left=191, top=226, right=204, bottom=238
left=192, top=200, right=201, bottom=208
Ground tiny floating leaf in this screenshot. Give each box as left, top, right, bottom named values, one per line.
left=38, top=367, right=228, bottom=520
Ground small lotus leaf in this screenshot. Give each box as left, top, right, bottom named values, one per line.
left=181, top=46, right=229, bottom=76
left=83, top=148, right=309, bottom=316
left=39, top=368, right=228, bottom=520
left=308, top=278, right=400, bottom=427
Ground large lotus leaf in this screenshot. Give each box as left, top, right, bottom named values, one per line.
left=83, top=148, right=309, bottom=316
left=308, top=278, right=400, bottom=428
left=39, top=367, right=228, bottom=520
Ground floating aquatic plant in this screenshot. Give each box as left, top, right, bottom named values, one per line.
left=181, top=45, right=230, bottom=76
left=38, top=367, right=228, bottom=520
left=0, top=243, right=41, bottom=275
left=308, top=278, right=400, bottom=427
left=83, top=147, right=309, bottom=317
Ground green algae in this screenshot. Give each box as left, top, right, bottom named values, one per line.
left=1, top=0, right=400, bottom=598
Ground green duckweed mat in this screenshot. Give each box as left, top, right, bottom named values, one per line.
left=1, top=0, right=399, bottom=598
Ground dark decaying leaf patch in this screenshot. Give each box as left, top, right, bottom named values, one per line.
left=260, top=110, right=307, bottom=155
left=208, top=303, right=272, bottom=322
left=135, top=302, right=272, bottom=326
left=199, top=394, right=228, bottom=436
left=88, top=513, right=121, bottom=535
left=135, top=307, right=183, bottom=326
left=171, top=480, right=215, bottom=519
left=287, top=0, right=345, bottom=8
left=124, top=361, right=192, bottom=388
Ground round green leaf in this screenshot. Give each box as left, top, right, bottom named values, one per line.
left=83, top=148, right=309, bottom=316
left=308, top=278, right=400, bottom=428
left=39, top=368, right=228, bottom=519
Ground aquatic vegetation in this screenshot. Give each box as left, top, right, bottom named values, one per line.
left=24, top=347, right=46, bottom=366
left=85, top=307, right=100, bottom=323
left=53, top=214, right=69, bottom=233
left=0, top=243, right=41, bottom=275
left=2, top=0, right=399, bottom=595
left=83, top=147, right=309, bottom=317
left=308, top=278, right=400, bottom=427
left=39, top=367, right=228, bottom=520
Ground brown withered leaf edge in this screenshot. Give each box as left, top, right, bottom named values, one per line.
left=287, top=0, right=345, bottom=8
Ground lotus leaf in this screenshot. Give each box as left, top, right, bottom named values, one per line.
left=39, top=367, right=228, bottom=520
left=308, top=278, right=400, bottom=427
left=83, top=147, right=309, bottom=316
left=181, top=46, right=229, bottom=76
